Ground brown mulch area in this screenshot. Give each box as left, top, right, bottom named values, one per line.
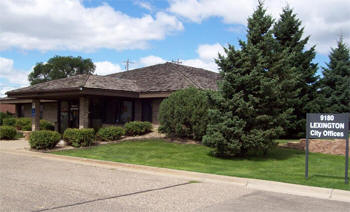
left=282, top=139, right=347, bottom=156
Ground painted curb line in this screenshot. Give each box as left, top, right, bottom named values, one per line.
left=1, top=149, right=349, bottom=203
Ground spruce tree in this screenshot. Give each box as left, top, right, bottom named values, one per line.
left=203, top=3, right=291, bottom=157
left=273, top=7, right=319, bottom=138
left=320, top=38, right=350, bottom=113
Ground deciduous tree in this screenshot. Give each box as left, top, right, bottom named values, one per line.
left=28, top=56, right=95, bottom=85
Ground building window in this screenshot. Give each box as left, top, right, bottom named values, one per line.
left=120, top=101, right=132, bottom=123
left=102, top=99, right=134, bottom=124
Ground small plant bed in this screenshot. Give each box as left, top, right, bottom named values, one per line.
left=52, top=139, right=350, bottom=191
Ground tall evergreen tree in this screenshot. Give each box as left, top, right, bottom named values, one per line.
left=320, top=38, right=350, bottom=113
left=203, top=3, right=292, bottom=157
left=273, top=7, right=319, bottom=138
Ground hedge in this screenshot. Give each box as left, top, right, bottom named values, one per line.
left=3, top=117, right=16, bottom=127
left=97, top=126, right=125, bottom=141
left=40, top=120, right=55, bottom=131
left=16, top=118, right=32, bottom=131
left=0, top=112, right=13, bottom=125
left=3, top=118, right=55, bottom=131
left=124, top=121, right=152, bottom=136
left=0, top=126, right=17, bottom=140
left=63, top=128, right=95, bottom=147
left=158, top=87, right=212, bottom=140
left=29, top=130, right=61, bottom=150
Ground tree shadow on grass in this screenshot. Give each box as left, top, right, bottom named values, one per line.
left=207, top=147, right=305, bottom=162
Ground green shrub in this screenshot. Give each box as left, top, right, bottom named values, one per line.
left=3, top=117, right=16, bottom=127
left=0, top=126, right=17, bottom=140
left=29, top=130, right=61, bottom=150
left=0, top=112, right=13, bottom=125
left=97, top=126, right=125, bottom=141
left=63, top=128, right=95, bottom=147
left=16, top=131, right=24, bottom=139
left=124, top=121, right=152, bottom=136
left=40, top=120, right=55, bottom=131
left=16, top=118, right=32, bottom=131
left=158, top=87, right=212, bottom=140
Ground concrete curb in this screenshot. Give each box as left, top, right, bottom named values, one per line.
left=1, top=149, right=349, bottom=203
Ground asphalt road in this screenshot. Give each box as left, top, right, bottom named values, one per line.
left=1, top=152, right=349, bottom=212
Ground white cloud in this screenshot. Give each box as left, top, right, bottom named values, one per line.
left=139, top=55, right=167, bottom=66
left=138, top=43, right=225, bottom=72
left=0, top=86, right=16, bottom=97
left=168, top=0, right=254, bottom=24
left=0, top=57, right=29, bottom=87
left=0, top=0, right=183, bottom=51
left=181, top=43, right=225, bottom=71
left=168, top=0, right=350, bottom=54
left=182, top=59, right=218, bottom=71
left=134, top=1, right=153, bottom=11
left=197, top=43, right=225, bottom=61
left=94, top=61, right=122, bottom=75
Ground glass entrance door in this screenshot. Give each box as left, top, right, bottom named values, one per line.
left=59, top=100, right=79, bottom=133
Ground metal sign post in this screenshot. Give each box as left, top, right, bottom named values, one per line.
left=305, top=114, right=309, bottom=179
left=305, top=113, right=349, bottom=184
left=346, top=136, right=349, bottom=184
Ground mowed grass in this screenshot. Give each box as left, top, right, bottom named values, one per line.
left=274, top=139, right=299, bottom=144
left=52, top=139, right=350, bottom=191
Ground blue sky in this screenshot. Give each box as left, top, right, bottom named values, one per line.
left=0, top=0, right=349, bottom=96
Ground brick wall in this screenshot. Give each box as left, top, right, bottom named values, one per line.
left=19, top=103, right=57, bottom=124
left=42, top=103, right=58, bottom=124
left=0, top=103, right=15, bottom=114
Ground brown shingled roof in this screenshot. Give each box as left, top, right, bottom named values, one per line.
left=7, top=62, right=219, bottom=96
left=7, top=74, right=139, bottom=95
left=109, top=62, right=219, bottom=92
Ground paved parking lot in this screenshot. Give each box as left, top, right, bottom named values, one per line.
left=1, top=150, right=350, bottom=211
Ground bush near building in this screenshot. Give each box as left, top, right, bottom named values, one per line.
left=124, top=121, right=152, bottom=136
left=3, top=118, right=55, bottom=131
left=40, top=120, right=55, bottom=131
left=97, top=126, right=125, bottom=141
left=29, top=130, right=61, bottom=150
left=63, top=128, right=95, bottom=147
left=0, top=112, right=13, bottom=125
left=158, top=87, right=211, bottom=141
left=3, top=117, right=16, bottom=127
left=0, top=126, right=17, bottom=140
left=15, top=118, right=32, bottom=131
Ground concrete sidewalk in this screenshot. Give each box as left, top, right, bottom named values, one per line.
left=1, top=139, right=349, bottom=203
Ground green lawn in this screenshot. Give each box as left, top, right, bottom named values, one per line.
left=52, top=139, right=350, bottom=191
left=274, top=139, right=299, bottom=144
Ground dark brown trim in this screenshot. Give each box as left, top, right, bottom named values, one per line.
left=0, top=99, right=57, bottom=104
left=7, top=88, right=140, bottom=99
left=6, top=87, right=81, bottom=95
left=82, top=88, right=139, bottom=98
left=139, top=92, right=172, bottom=98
